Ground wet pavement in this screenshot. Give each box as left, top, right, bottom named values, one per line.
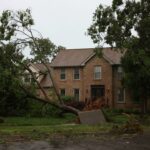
left=0, top=133, right=150, bottom=150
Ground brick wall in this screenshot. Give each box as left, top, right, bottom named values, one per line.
left=112, top=66, right=142, bottom=110
left=83, top=55, right=113, bottom=106
left=52, top=55, right=113, bottom=107
left=52, top=67, right=83, bottom=100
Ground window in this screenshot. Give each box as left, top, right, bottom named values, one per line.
left=117, top=88, right=125, bottom=103
left=24, top=73, right=31, bottom=83
left=60, top=89, right=65, bottom=96
left=94, top=66, right=101, bottom=79
left=74, top=68, right=80, bottom=79
left=24, top=73, right=36, bottom=83
left=31, top=73, right=36, bottom=83
left=60, top=68, right=66, bottom=80
left=74, top=89, right=80, bottom=101
left=117, top=66, right=123, bottom=80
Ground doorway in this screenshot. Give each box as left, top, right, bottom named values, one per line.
left=91, top=85, right=105, bottom=100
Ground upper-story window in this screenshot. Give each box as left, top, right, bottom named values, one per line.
left=117, top=66, right=123, bottom=80
left=60, top=68, right=66, bottom=80
left=74, top=68, right=80, bottom=80
left=94, top=66, right=101, bottom=80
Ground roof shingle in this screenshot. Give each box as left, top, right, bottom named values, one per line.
left=51, top=48, right=123, bottom=67
left=51, top=48, right=94, bottom=67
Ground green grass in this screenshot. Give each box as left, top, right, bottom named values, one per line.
left=0, top=114, right=112, bottom=141
left=103, top=108, right=150, bottom=125
left=0, top=124, right=111, bottom=135
left=103, top=109, right=129, bottom=124
left=0, top=110, right=150, bottom=141
left=1, top=114, right=75, bottom=126
left=0, top=115, right=112, bottom=141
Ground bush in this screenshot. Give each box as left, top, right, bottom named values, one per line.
left=103, top=108, right=133, bottom=123
left=0, top=97, right=30, bottom=117
left=110, top=114, right=143, bottom=134
left=27, top=100, right=61, bottom=117
left=67, top=101, right=85, bottom=110
left=61, top=96, right=74, bottom=103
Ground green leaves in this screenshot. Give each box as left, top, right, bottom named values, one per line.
left=112, top=0, right=123, bottom=10
left=29, top=38, right=59, bottom=62
left=88, top=0, right=150, bottom=50
left=88, top=0, right=150, bottom=110
left=18, top=9, right=34, bottom=27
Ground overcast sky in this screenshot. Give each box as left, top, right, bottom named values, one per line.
left=0, top=0, right=112, bottom=49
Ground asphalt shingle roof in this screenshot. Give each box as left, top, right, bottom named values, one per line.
left=51, top=48, right=123, bottom=67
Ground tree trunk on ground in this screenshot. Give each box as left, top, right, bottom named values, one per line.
left=21, top=85, right=80, bottom=116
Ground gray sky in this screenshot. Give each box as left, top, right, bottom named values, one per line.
left=0, top=0, right=112, bottom=49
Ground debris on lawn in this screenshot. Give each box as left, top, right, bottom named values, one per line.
left=110, top=114, right=143, bottom=134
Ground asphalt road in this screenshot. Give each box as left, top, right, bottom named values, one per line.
left=0, top=133, right=150, bottom=150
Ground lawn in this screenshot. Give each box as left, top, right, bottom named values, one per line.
left=1, top=114, right=76, bottom=126
left=0, top=114, right=111, bottom=141
left=0, top=110, right=150, bottom=141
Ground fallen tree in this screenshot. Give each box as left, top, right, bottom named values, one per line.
left=0, top=9, right=80, bottom=115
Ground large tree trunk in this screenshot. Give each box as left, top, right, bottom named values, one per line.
left=21, top=72, right=80, bottom=115
left=22, top=86, right=80, bottom=115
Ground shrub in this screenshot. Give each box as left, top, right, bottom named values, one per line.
left=110, top=114, right=143, bottom=134
left=27, top=100, right=61, bottom=117
left=67, top=101, right=85, bottom=111
left=61, top=96, right=74, bottom=103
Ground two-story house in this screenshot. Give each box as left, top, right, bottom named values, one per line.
left=23, top=63, right=54, bottom=99
left=50, top=48, right=130, bottom=109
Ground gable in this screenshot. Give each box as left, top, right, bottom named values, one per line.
left=84, top=54, right=111, bottom=69
left=51, top=48, right=123, bottom=68
left=51, top=48, right=94, bottom=67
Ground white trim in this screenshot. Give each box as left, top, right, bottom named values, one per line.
left=60, top=68, right=66, bottom=80
left=80, top=53, right=95, bottom=66
left=73, top=68, right=80, bottom=80
left=94, top=66, right=102, bottom=80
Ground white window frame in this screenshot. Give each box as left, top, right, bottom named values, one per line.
left=60, top=68, right=66, bottom=80
left=94, top=66, right=101, bottom=80
left=73, top=68, right=80, bottom=80
left=24, top=73, right=36, bottom=83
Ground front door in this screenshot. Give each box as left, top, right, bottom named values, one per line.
left=91, top=85, right=105, bottom=100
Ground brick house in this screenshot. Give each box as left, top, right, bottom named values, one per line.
left=50, top=48, right=132, bottom=109
left=23, top=63, right=57, bottom=99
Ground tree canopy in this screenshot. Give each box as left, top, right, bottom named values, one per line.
left=88, top=0, right=150, bottom=112
left=0, top=9, right=79, bottom=116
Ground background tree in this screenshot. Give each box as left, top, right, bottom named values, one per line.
left=88, top=0, right=150, bottom=113
left=0, top=9, right=79, bottom=115
left=0, top=43, right=30, bottom=116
